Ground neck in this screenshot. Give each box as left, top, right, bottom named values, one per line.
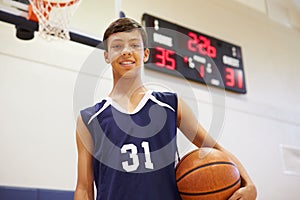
left=109, top=75, right=148, bottom=113
left=110, top=74, right=147, bottom=100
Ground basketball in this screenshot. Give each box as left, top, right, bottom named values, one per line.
left=176, top=148, right=241, bottom=200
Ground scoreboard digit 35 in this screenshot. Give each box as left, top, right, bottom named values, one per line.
left=142, top=13, right=247, bottom=94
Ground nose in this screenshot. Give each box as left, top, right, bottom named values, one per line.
left=121, top=45, right=132, bottom=56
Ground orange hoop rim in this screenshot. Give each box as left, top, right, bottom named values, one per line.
left=31, top=0, right=80, bottom=8
left=27, top=0, right=80, bottom=22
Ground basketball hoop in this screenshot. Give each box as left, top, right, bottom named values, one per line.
left=27, top=0, right=80, bottom=40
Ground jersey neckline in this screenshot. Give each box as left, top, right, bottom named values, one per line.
left=104, top=90, right=153, bottom=115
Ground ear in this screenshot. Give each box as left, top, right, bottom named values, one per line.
left=143, top=48, right=150, bottom=62
left=104, top=51, right=110, bottom=63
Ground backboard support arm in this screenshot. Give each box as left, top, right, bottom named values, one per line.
left=0, top=10, right=103, bottom=49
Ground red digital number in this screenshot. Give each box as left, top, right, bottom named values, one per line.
left=155, top=47, right=165, bottom=67
left=225, top=67, right=235, bottom=87
left=225, top=67, right=244, bottom=89
left=199, top=65, right=205, bottom=78
left=187, top=32, right=198, bottom=52
left=165, top=49, right=176, bottom=70
left=237, top=70, right=243, bottom=89
left=207, top=45, right=216, bottom=58
left=198, top=36, right=209, bottom=55
left=187, top=32, right=217, bottom=58
left=155, top=47, right=176, bottom=70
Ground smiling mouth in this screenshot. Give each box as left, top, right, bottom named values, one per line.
left=119, top=61, right=135, bottom=66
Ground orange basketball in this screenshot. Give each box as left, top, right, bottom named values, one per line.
left=176, top=148, right=241, bottom=200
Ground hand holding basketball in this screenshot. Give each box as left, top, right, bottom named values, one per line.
left=228, top=184, right=257, bottom=200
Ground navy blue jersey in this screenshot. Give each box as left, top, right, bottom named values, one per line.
left=80, top=91, right=182, bottom=200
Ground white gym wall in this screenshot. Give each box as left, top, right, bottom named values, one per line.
left=0, top=0, right=299, bottom=199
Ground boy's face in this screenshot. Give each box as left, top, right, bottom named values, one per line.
left=104, top=29, right=150, bottom=78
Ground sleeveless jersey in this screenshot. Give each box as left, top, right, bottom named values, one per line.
left=80, top=91, right=182, bottom=200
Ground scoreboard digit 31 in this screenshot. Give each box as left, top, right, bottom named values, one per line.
left=142, top=13, right=247, bottom=94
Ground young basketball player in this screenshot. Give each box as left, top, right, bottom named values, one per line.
left=74, top=18, right=257, bottom=200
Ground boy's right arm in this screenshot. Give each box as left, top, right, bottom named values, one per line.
left=74, top=115, right=94, bottom=200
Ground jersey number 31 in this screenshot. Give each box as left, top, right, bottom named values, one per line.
left=121, top=141, right=154, bottom=172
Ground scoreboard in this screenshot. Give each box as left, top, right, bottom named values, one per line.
left=142, top=13, right=247, bottom=94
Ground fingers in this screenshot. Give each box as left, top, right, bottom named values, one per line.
left=228, top=185, right=257, bottom=200
left=228, top=188, right=242, bottom=200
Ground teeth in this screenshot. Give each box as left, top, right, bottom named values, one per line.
left=121, top=61, right=134, bottom=65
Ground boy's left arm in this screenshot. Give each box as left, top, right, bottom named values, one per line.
left=177, top=97, right=257, bottom=200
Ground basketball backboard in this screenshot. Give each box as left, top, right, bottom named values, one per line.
left=0, top=0, right=121, bottom=47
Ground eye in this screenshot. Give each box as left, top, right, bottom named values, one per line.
left=131, top=43, right=142, bottom=49
left=111, top=44, right=123, bottom=49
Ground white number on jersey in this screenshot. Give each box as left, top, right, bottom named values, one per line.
left=121, top=141, right=154, bottom=172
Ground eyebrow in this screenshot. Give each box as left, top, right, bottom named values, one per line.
left=110, top=38, right=142, bottom=43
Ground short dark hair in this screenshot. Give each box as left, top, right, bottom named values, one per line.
left=102, top=17, right=148, bottom=51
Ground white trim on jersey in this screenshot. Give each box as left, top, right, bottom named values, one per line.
left=149, top=95, right=175, bottom=112
left=87, top=91, right=175, bottom=124
left=88, top=100, right=111, bottom=125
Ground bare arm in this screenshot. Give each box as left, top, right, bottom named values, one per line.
left=74, top=115, right=94, bottom=200
left=177, top=97, right=257, bottom=200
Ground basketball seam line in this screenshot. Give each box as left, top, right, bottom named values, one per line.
left=176, top=161, right=237, bottom=182
left=179, top=177, right=241, bottom=196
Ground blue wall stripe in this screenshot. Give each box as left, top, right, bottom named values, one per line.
left=0, top=186, right=74, bottom=200
left=38, top=189, right=74, bottom=200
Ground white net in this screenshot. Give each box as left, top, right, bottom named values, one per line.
left=28, top=0, right=80, bottom=40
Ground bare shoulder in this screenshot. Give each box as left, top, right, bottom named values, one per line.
left=176, top=96, right=193, bottom=126
left=76, top=114, right=86, bottom=130
left=76, top=114, right=93, bottom=153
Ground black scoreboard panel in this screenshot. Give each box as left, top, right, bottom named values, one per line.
left=142, top=13, right=247, bottom=94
